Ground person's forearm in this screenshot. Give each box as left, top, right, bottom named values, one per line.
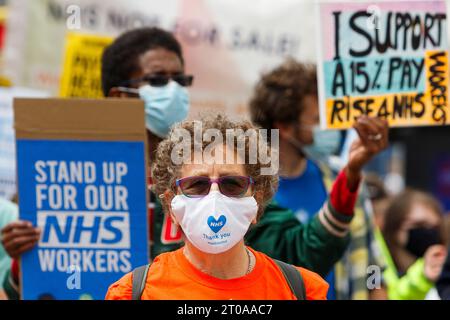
left=329, top=168, right=360, bottom=216
left=315, top=169, right=359, bottom=240
left=345, top=166, right=362, bottom=192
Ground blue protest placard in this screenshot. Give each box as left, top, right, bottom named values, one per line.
left=14, top=98, right=149, bottom=300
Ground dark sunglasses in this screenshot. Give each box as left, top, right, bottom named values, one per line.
left=120, top=74, right=194, bottom=87
left=175, top=176, right=255, bottom=198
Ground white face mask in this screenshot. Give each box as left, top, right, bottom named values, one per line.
left=171, top=191, right=258, bottom=254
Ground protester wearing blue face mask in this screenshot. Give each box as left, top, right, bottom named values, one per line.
left=249, top=59, right=388, bottom=300
left=101, top=27, right=195, bottom=259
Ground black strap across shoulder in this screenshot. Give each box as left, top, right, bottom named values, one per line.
left=131, top=264, right=150, bottom=300
left=273, top=259, right=306, bottom=300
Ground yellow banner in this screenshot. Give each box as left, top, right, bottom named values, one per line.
left=325, top=50, right=450, bottom=129
left=59, top=33, right=113, bottom=98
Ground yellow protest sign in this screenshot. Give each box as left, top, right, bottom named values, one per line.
left=59, top=33, right=113, bottom=98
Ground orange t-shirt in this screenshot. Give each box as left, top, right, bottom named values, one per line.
left=105, top=247, right=328, bottom=300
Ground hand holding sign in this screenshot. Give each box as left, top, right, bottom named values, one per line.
left=1, top=220, right=40, bottom=259
left=345, top=115, right=389, bottom=191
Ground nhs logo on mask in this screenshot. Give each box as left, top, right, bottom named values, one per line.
left=37, top=211, right=130, bottom=248
left=207, top=215, right=226, bottom=233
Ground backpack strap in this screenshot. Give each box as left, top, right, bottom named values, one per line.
left=131, top=264, right=150, bottom=300
left=131, top=260, right=306, bottom=300
left=273, top=259, right=306, bottom=300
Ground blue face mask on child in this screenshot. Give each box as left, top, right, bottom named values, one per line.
left=138, top=81, right=190, bottom=138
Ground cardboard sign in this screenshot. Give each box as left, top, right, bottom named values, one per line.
left=317, top=0, right=449, bottom=129
left=59, top=33, right=112, bottom=98
left=14, top=98, right=149, bottom=300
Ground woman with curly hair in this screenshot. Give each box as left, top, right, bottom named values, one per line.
left=106, top=111, right=387, bottom=300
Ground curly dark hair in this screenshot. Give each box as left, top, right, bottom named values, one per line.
left=249, top=58, right=317, bottom=130
left=101, top=27, right=184, bottom=96
left=152, top=113, right=278, bottom=220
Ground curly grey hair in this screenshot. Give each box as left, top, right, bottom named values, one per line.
left=151, top=113, right=278, bottom=219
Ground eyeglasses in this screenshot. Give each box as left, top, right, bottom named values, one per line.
left=120, top=74, right=194, bottom=87
left=175, top=176, right=255, bottom=198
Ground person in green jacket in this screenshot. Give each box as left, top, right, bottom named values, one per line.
left=372, top=189, right=448, bottom=299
